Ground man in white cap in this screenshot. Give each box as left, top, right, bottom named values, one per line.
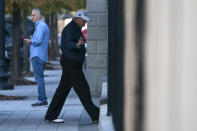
left=45, top=9, right=99, bottom=123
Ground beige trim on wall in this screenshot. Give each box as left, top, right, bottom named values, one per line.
left=144, top=0, right=197, bottom=131
left=123, top=0, right=136, bottom=131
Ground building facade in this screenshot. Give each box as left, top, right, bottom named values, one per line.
left=86, top=0, right=108, bottom=93
left=88, top=0, right=197, bottom=131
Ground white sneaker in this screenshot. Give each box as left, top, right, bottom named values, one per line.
left=52, top=119, right=64, bottom=123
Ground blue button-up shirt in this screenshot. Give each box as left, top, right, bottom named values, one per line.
left=30, top=19, right=50, bottom=62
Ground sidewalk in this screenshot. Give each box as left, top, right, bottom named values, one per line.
left=0, top=60, right=99, bottom=131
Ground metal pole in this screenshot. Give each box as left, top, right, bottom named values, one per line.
left=107, top=0, right=112, bottom=115
left=0, top=0, right=14, bottom=90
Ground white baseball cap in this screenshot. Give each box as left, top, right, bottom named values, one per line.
left=74, top=9, right=90, bottom=22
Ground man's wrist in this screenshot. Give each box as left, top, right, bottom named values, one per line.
left=77, top=44, right=80, bottom=48
left=77, top=42, right=80, bottom=48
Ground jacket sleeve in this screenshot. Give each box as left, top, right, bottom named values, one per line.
left=61, top=27, right=82, bottom=52
left=31, top=24, right=45, bottom=46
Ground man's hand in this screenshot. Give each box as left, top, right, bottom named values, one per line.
left=77, top=36, right=85, bottom=47
left=24, top=39, right=32, bottom=47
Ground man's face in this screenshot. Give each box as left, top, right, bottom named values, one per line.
left=78, top=18, right=87, bottom=27
left=31, top=11, right=41, bottom=23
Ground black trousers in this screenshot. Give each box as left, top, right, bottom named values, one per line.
left=45, top=55, right=99, bottom=121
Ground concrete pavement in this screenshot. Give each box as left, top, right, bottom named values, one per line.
left=0, top=60, right=99, bottom=131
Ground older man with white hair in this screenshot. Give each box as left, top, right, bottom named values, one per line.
left=24, top=8, right=50, bottom=107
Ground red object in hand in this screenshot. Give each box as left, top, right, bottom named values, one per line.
left=82, top=29, right=87, bottom=43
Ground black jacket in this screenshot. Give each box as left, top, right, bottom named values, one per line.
left=61, top=20, right=86, bottom=64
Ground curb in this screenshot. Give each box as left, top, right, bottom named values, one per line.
left=99, top=82, right=115, bottom=131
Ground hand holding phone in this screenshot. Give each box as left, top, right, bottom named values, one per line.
left=24, top=39, right=31, bottom=47
left=77, top=36, right=85, bottom=47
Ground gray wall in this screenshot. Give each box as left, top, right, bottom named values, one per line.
left=86, top=0, right=108, bottom=93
